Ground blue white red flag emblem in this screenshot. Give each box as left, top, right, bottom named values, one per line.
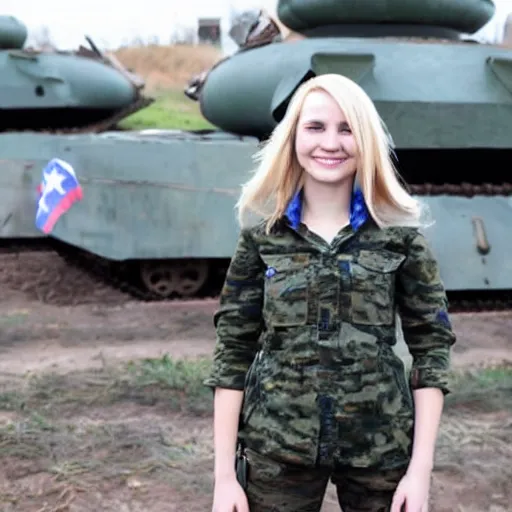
left=35, top=158, right=83, bottom=234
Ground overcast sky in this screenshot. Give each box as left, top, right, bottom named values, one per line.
left=2, top=0, right=511, bottom=54
left=2, top=0, right=277, bottom=52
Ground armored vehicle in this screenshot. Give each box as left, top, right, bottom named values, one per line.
left=0, top=15, right=151, bottom=131
left=0, top=15, right=27, bottom=49
left=1, top=1, right=511, bottom=312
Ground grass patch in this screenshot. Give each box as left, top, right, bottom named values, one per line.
left=0, top=353, right=213, bottom=417
left=1, top=355, right=510, bottom=506
left=435, top=365, right=512, bottom=484
left=445, top=364, right=512, bottom=413
left=119, top=89, right=216, bottom=131
left=0, top=309, right=30, bottom=326
left=0, top=354, right=214, bottom=495
left=113, top=43, right=221, bottom=90
left=125, top=353, right=213, bottom=413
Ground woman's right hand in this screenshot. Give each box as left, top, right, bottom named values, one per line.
left=212, top=475, right=250, bottom=512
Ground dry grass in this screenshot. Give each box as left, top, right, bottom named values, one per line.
left=110, top=44, right=222, bottom=130
left=0, top=355, right=214, bottom=510
left=445, top=364, right=512, bottom=412
left=113, top=43, right=222, bottom=93
left=0, top=354, right=213, bottom=416
left=0, top=358, right=510, bottom=511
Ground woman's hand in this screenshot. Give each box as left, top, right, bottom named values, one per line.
left=212, top=474, right=250, bottom=512
left=390, top=466, right=431, bottom=512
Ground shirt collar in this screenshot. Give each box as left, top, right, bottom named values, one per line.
left=284, top=186, right=369, bottom=232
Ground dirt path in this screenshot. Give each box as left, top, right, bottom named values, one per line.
left=2, top=290, right=511, bottom=375
left=0, top=252, right=511, bottom=512
left=1, top=251, right=511, bottom=373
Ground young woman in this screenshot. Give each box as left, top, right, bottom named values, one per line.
left=204, top=74, right=456, bottom=512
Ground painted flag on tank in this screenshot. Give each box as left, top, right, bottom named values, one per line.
left=35, top=158, right=84, bottom=234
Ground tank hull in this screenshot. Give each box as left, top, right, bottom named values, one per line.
left=0, top=131, right=259, bottom=258
left=200, top=38, right=512, bottom=148
left=1, top=130, right=511, bottom=296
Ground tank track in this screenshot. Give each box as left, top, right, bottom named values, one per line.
left=408, top=182, right=512, bottom=196
left=49, top=239, right=224, bottom=303
left=3, top=240, right=512, bottom=312
left=50, top=170, right=512, bottom=313
left=51, top=242, right=512, bottom=312
left=447, top=292, right=512, bottom=313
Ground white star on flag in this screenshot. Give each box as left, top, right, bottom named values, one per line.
left=35, top=158, right=84, bottom=234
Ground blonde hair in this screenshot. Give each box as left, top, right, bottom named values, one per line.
left=236, top=73, right=427, bottom=232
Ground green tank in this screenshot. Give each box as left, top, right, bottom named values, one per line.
left=196, top=0, right=512, bottom=311
left=0, top=2, right=511, bottom=313
left=200, top=0, right=504, bottom=142
left=0, top=16, right=151, bottom=131
left=277, top=0, right=494, bottom=33
left=0, top=15, right=27, bottom=49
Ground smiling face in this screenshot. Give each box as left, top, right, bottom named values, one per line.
left=294, top=89, right=359, bottom=186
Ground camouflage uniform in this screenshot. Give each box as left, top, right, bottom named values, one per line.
left=204, top=193, right=456, bottom=512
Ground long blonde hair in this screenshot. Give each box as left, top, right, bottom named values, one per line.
left=236, top=73, right=426, bottom=232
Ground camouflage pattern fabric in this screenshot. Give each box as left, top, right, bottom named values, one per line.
left=204, top=216, right=456, bottom=470
left=245, top=446, right=407, bottom=512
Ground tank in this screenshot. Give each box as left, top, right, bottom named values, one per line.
left=0, top=15, right=258, bottom=300
left=0, top=15, right=27, bottom=49
left=0, top=3, right=511, bottom=313
left=0, top=16, right=152, bottom=131
left=196, top=0, right=512, bottom=311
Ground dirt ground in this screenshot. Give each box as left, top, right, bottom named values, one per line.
left=0, top=252, right=511, bottom=512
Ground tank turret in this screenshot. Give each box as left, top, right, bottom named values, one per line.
left=0, top=15, right=27, bottom=49
left=277, top=0, right=494, bottom=35
left=199, top=0, right=504, bottom=143
left=0, top=15, right=152, bottom=133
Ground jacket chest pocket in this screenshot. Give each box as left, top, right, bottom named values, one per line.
left=261, top=253, right=310, bottom=328
left=350, top=250, right=406, bottom=326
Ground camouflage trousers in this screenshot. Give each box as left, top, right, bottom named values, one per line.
left=244, top=448, right=407, bottom=512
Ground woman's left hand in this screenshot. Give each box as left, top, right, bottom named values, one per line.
left=390, top=466, right=431, bottom=512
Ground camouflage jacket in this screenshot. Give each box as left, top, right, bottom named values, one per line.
left=204, top=214, right=456, bottom=470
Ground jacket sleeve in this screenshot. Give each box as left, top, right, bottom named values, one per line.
left=396, top=229, right=457, bottom=395
left=203, top=227, right=265, bottom=391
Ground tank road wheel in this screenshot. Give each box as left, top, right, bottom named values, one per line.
left=139, top=260, right=209, bottom=298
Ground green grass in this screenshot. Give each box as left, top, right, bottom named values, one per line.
left=446, top=364, right=512, bottom=412
left=125, top=353, right=213, bottom=413
left=0, top=354, right=213, bottom=417
left=119, top=89, right=216, bottom=131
